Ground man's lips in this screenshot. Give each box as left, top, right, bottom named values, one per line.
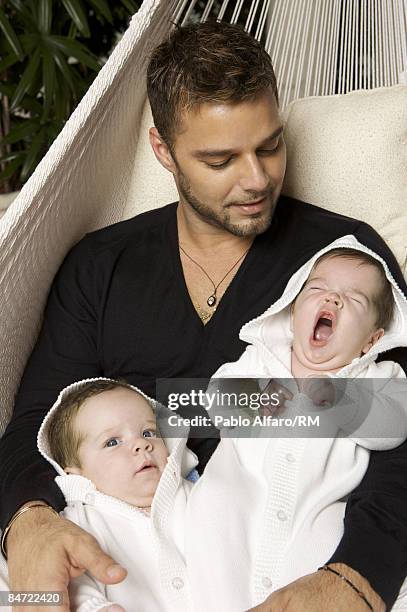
left=230, top=197, right=267, bottom=215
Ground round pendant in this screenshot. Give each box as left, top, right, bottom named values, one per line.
left=207, top=295, right=217, bottom=307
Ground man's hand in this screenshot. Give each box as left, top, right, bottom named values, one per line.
left=248, top=564, right=385, bottom=611
left=6, top=504, right=127, bottom=612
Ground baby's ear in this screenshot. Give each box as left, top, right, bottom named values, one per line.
left=64, top=465, right=82, bottom=475
left=289, top=302, right=295, bottom=331
left=362, top=328, right=385, bottom=354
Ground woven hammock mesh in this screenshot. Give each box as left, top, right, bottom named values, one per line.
left=176, top=0, right=407, bottom=109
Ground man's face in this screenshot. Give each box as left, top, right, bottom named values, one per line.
left=169, top=90, right=286, bottom=237
left=66, top=388, right=169, bottom=508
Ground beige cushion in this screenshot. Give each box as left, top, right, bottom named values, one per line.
left=282, top=85, right=407, bottom=275
left=123, top=101, right=178, bottom=219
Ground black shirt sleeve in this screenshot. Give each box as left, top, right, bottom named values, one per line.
left=0, top=238, right=102, bottom=528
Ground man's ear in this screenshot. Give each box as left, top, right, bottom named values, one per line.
left=361, top=328, right=385, bottom=354
left=64, top=466, right=82, bottom=475
left=149, top=127, right=176, bottom=174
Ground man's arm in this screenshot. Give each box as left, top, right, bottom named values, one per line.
left=0, top=238, right=101, bottom=529
left=0, top=239, right=129, bottom=609
left=329, top=221, right=407, bottom=608
left=328, top=437, right=407, bottom=607
left=6, top=505, right=126, bottom=612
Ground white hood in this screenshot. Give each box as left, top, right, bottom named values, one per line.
left=239, top=235, right=407, bottom=377
left=38, top=377, right=198, bottom=480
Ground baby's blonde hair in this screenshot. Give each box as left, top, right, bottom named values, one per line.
left=48, top=379, right=138, bottom=469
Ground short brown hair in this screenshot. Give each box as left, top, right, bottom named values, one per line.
left=147, top=21, right=278, bottom=147
left=314, top=248, right=394, bottom=329
left=48, top=379, right=139, bottom=469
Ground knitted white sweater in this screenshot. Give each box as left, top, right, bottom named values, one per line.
left=37, top=379, right=198, bottom=612
left=185, top=236, right=407, bottom=612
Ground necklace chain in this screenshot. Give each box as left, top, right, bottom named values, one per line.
left=179, top=243, right=251, bottom=313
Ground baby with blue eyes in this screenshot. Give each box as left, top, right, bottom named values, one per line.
left=47, top=379, right=169, bottom=513
left=39, top=378, right=197, bottom=612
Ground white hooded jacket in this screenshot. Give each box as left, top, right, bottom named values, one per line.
left=185, top=236, right=407, bottom=612
left=37, top=378, right=199, bottom=612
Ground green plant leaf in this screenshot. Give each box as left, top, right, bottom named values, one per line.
left=20, top=33, right=39, bottom=56
left=0, top=154, right=24, bottom=185
left=9, top=48, right=40, bottom=106
left=46, top=120, right=64, bottom=142
left=10, top=48, right=41, bottom=111
left=87, top=0, right=113, bottom=22
left=0, top=152, right=25, bottom=164
left=119, top=0, right=139, bottom=13
left=18, top=95, right=43, bottom=116
left=49, top=36, right=101, bottom=71
left=8, top=0, right=37, bottom=30
left=53, top=49, right=77, bottom=96
left=42, top=46, right=56, bottom=120
left=61, top=0, right=90, bottom=37
left=2, top=120, right=40, bottom=145
left=0, top=7, right=25, bottom=60
left=38, top=0, right=53, bottom=34
left=21, top=129, right=46, bottom=181
left=68, top=20, right=77, bottom=39
left=0, top=53, right=20, bottom=73
left=0, top=83, right=14, bottom=97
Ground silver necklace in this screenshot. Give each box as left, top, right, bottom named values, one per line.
left=179, top=244, right=250, bottom=308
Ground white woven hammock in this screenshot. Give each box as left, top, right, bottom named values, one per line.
left=181, top=0, right=407, bottom=108
left=0, top=0, right=406, bottom=435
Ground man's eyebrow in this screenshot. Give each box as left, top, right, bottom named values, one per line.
left=192, top=125, right=284, bottom=158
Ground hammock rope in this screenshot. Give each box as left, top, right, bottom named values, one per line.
left=177, top=0, right=407, bottom=108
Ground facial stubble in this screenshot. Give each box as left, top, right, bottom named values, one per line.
left=175, top=163, right=277, bottom=237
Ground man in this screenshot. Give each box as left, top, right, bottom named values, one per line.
left=1, top=21, right=406, bottom=612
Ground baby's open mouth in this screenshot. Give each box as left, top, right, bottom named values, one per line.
left=312, top=311, right=335, bottom=345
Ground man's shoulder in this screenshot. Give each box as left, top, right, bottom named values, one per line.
left=278, top=195, right=363, bottom=229
left=275, top=196, right=406, bottom=290
left=70, top=202, right=177, bottom=257
left=84, top=202, right=177, bottom=249
left=276, top=195, right=379, bottom=249
left=59, top=202, right=177, bottom=274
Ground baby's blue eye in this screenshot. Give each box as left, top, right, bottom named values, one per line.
left=105, top=438, right=120, bottom=447
left=143, top=430, right=157, bottom=438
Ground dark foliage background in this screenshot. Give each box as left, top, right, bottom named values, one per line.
left=0, top=0, right=141, bottom=192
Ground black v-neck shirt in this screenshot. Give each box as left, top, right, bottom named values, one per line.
left=1, top=196, right=406, bottom=605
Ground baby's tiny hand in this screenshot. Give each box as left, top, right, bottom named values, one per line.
left=260, top=380, right=293, bottom=416
left=100, top=605, right=125, bottom=612
left=301, top=376, right=336, bottom=407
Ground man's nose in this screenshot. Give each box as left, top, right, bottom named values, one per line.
left=238, top=156, right=270, bottom=193
left=132, top=438, right=153, bottom=453
left=324, top=292, right=343, bottom=308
